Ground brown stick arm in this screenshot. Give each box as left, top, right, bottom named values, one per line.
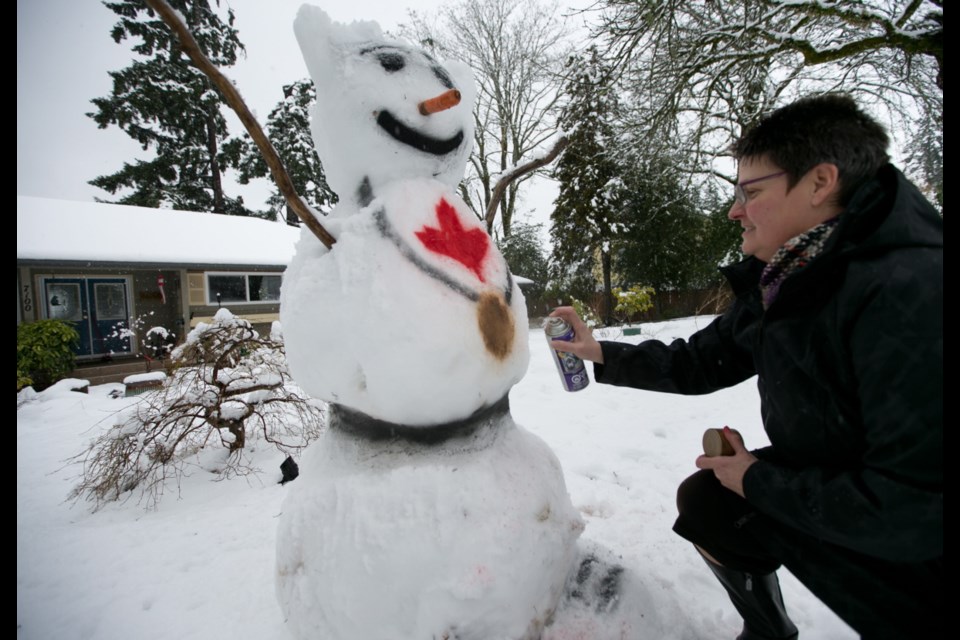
left=144, top=0, right=336, bottom=248
left=484, top=136, right=569, bottom=232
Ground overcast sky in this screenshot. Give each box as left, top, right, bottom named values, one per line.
left=16, top=0, right=492, bottom=208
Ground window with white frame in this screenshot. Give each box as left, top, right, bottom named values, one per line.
left=206, top=272, right=282, bottom=305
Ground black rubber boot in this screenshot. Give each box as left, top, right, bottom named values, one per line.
left=702, top=556, right=799, bottom=640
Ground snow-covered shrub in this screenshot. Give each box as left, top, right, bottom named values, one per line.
left=612, top=285, right=655, bottom=324
left=70, top=309, right=324, bottom=511
left=17, top=384, right=38, bottom=408
left=17, top=319, right=79, bottom=391
left=571, top=298, right=600, bottom=328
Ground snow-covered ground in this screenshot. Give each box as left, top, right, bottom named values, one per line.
left=17, top=317, right=856, bottom=639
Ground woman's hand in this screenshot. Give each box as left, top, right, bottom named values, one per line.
left=548, top=307, right=604, bottom=364
left=695, top=426, right=757, bottom=498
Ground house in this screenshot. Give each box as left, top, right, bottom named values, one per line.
left=17, top=196, right=302, bottom=362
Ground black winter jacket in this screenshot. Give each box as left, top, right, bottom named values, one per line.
left=595, top=164, right=943, bottom=564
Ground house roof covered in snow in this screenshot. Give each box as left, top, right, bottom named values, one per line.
left=17, top=196, right=303, bottom=269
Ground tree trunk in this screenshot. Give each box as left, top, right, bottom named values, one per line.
left=496, top=119, right=509, bottom=234
left=226, top=419, right=246, bottom=453
left=601, top=250, right=613, bottom=326
left=503, top=183, right=516, bottom=237
left=206, top=101, right=226, bottom=214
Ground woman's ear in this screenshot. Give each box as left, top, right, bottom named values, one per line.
left=809, top=162, right=841, bottom=207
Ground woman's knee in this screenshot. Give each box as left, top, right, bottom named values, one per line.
left=676, top=469, right=724, bottom=520
left=674, top=469, right=782, bottom=574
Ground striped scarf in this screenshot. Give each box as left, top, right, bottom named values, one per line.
left=759, top=217, right=840, bottom=309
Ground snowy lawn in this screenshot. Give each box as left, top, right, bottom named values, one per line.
left=18, top=317, right=856, bottom=639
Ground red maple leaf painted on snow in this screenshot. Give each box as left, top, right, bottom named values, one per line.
left=415, top=198, right=490, bottom=282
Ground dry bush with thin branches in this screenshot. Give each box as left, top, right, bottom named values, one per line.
left=70, top=309, right=324, bottom=511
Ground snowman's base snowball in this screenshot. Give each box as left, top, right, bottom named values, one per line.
left=276, top=401, right=583, bottom=639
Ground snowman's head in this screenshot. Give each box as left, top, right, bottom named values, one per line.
left=294, top=5, right=476, bottom=203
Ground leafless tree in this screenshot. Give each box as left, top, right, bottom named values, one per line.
left=591, top=0, right=942, bottom=196
left=404, top=0, right=573, bottom=236
left=69, top=310, right=324, bottom=511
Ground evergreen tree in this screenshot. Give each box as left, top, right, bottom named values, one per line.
left=88, top=0, right=251, bottom=214
left=549, top=47, right=623, bottom=324
left=498, top=221, right=549, bottom=303
left=613, top=159, right=740, bottom=297
left=905, top=107, right=943, bottom=212
left=223, top=79, right=337, bottom=223
left=601, top=140, right=744, bottom=319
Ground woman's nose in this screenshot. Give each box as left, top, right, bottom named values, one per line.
left=728, top=200, right=745, bottom=220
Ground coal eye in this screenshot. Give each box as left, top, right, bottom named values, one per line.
left=377, top=53, right=405, bottom=72
left=432, top=65, right=454, bottom=89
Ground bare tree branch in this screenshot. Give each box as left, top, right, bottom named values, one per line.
left=591, top=0, right=942, bottom=194
left=484, top=136, right=569, bottom=230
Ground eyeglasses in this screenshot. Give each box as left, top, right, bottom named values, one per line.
left=734, top=171, right=786, bottom=206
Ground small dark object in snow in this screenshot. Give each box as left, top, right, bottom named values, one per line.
left=280, top=456, right=300, bottom=485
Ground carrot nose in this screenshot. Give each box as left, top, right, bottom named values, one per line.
left=418, top=89, right=461, bottom=115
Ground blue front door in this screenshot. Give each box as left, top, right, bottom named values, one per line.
left=88, top=279, right=131, bottom=355
left=42, top=277, right=132, bottom=357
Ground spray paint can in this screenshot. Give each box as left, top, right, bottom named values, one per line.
left=544, top=317, right=590, bottom=392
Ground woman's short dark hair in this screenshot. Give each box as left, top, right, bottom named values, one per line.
left=733, top=93, right=890, bottom=206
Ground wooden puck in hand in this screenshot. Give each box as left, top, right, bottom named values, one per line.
left=702, top=428, right=739, bottom=457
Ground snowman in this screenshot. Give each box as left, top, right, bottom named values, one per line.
left=275, top=5, right=583, bottom=639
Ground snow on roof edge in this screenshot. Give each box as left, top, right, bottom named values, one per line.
left=17, top=196, right=302, bottom=268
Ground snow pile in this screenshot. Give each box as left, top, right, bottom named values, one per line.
left=123, top=372, right=167, bottom=385
left=17, top=320, right=858, bottom=640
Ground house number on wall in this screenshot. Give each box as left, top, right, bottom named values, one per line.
left=22, top=284, right=33, bottom=313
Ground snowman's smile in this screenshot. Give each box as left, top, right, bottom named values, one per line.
left=377, top=110, right=464, bottom=156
